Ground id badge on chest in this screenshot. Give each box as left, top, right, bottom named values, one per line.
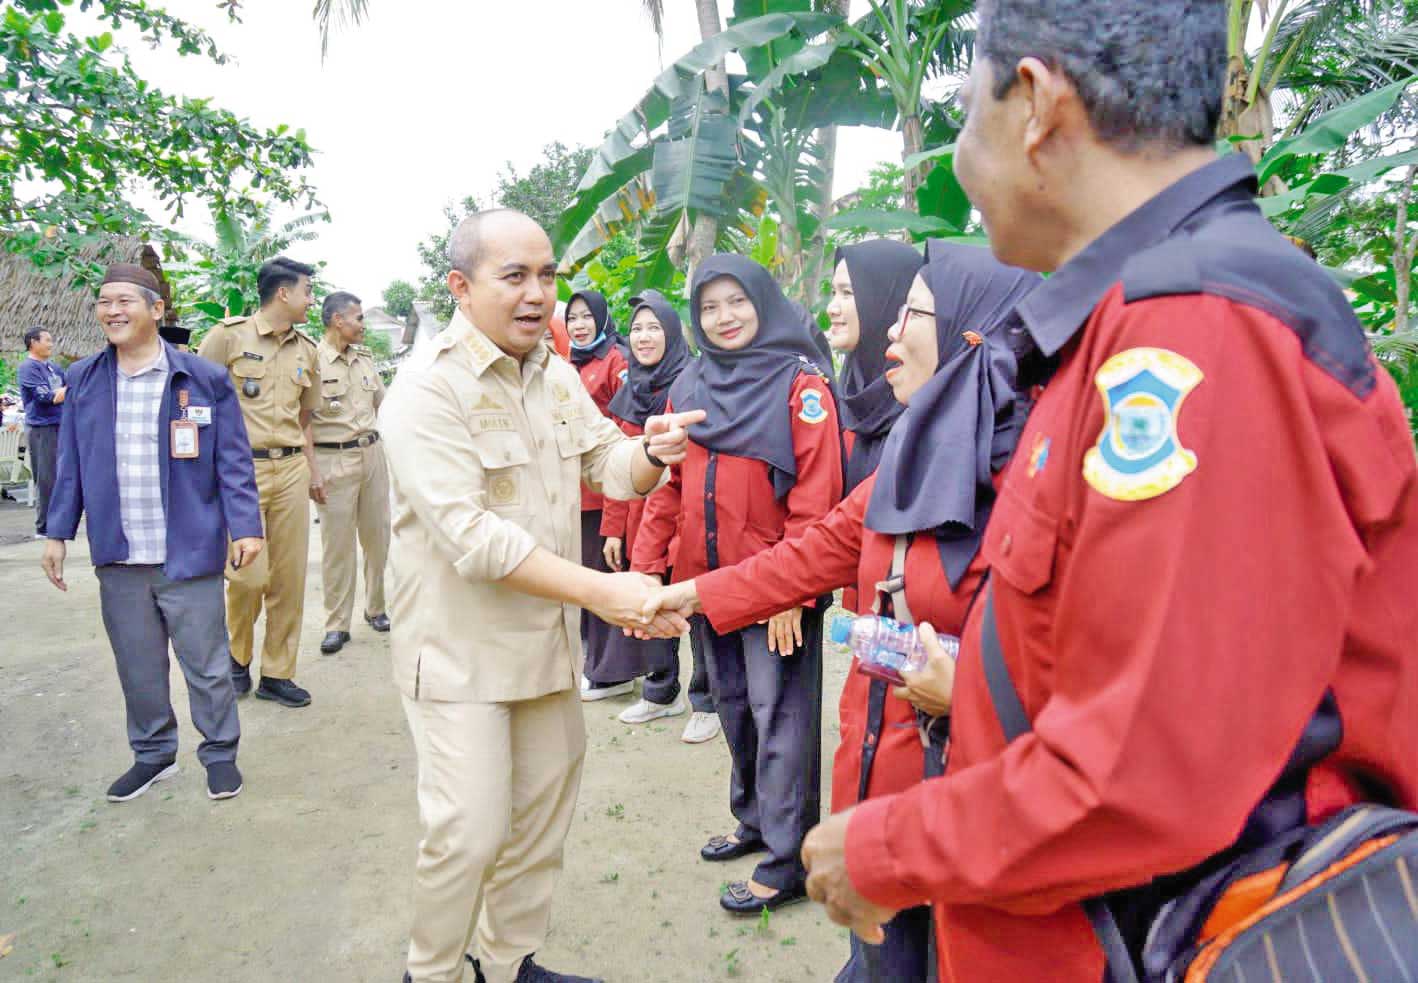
left=172, top=389, right=199, bottom=459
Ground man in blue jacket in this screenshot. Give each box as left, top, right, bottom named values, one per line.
left=42, top=264, right=265, bottom=804
left=18, top=325, right=67, bottom=537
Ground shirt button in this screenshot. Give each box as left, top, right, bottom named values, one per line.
left=549, top=493, right=557, bottom=505
left=537, top=439, right=545, bottom=449
left=1001, top=533, right=1013, bottom=556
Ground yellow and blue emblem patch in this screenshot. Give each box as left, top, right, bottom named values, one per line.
left=1083, top=348, right=1203, bottom=502
left=798, top=389, right=829, bottom=425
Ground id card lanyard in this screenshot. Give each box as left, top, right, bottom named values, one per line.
left=171, top=388, right=199, bottom=459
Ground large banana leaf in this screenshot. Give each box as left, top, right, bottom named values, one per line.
left=825, top=207, right=952, bottom=236
left=650, top=91, right=741, bottom=218
left=551, top=145, right=653, bottom=254
left=1257, top=78, right=1415, bottom=185
left=1259, top=147, right=1418, bottom=218
left=558, top=173, right=656, bottom=276
left=563, top=12, right=839, bottom=221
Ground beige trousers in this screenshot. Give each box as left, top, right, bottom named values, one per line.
left=402, top=689, right=586, bottom=983
left=315, top=442, right=390, bottom=633
left=227, top=454, right=309, bottom=680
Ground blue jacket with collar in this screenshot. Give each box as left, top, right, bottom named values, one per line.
left=46, top=341, right=264, bottom=580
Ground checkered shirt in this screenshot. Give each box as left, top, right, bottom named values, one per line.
left=114, top=345, right=170, bottom=565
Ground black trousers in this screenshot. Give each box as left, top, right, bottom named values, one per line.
left=835, top=905, right=936, bottom=983
left=701, top=608, right=824, bottom=890
left=27, top=423, right=60, bottom=536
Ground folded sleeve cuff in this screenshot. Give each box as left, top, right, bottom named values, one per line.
left=846, top=796, right=930, bottom=912
left=454, top=519, right=538, bottom=583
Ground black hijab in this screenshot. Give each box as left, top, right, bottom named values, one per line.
left=835, top=239, right=924, bottom=492
left=607, top=290, right=692, bottom=427
left=567, top=290, right=619, bottom=366
left=865, top=241, right=1041, bottom=588
left=670, top=255, right=836, bottom=496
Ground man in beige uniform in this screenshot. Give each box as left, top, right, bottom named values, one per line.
left=311, top=291, right=391, bottom=655
left=380, top=209, right=701, bottom=983
left=198, top=256, right=325, bottom=708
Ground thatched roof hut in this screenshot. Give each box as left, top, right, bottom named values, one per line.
left=0, top=238, right=176, bottom=358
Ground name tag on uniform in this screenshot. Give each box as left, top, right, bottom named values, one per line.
left=187, top=405, right=212, bottom=425
left=242, top=351, right=265, bottom=361
left=171, top=419, right=199, bottom=458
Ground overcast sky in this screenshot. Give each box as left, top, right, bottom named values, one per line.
left=113, top=0, right=903, bottom=309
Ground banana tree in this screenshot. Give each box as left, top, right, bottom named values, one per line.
left=1221, top=0, right=1417, bottom=169
left=552, top=11, right=842, bottom=277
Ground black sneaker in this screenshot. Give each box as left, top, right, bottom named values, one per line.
left=255, top=676, right=311, bottom=708
left=515, top=955, right=603, bottom=983
left=230, top=656, right=252, bottom=698
left=366, top=612, right=391, bottom=632
left=402, top=957, right=481, bottom=983
left=320, top=631, right=350, bottom=654
left=106, top=760, right=178, bottom=803
left=206, top=760, right=243, bottom=800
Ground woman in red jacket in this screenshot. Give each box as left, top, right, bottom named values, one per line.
left=598, top=291, right=718, bottom=738
left=829, top=238, right=924, bottom=615
left=566, top=289, right=634, bottom=701
left=647, top=243, right=1040, bottom=978
left=633, top=255, right=844, bottom=915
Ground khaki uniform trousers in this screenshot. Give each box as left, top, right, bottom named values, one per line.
left=314, top=442, right=390, bottom=633
left=227, top=454, right=310, bottom=680
left=402, top=688, right=586, bottom=983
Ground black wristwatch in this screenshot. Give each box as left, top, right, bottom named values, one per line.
left=643, top=441, right=668, bottom=469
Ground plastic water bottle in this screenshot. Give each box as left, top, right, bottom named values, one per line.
left=829, top=614, right=959, bottom=685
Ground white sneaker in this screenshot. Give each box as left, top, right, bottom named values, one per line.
left=681, top=711, right=722, bottom=744
left=581, top=680, right=635, bottom=702
left=618, top=696, right=687, bottom=725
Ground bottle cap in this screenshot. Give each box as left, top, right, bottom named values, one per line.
left=828, top=616, right=853, bottom=645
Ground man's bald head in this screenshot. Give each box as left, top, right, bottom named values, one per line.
left=446, top=208, right=558, bottom=361
left=448, top=209, right=551, bottom=278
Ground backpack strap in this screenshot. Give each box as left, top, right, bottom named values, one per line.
left=980, top=585, right=1141, bottom=983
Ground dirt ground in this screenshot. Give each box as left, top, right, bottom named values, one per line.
left=0, top=500, right=854, bottom=983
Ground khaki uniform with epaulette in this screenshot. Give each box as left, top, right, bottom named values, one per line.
left=197, top=312, right=321, bottom=683
left=311, top=337, right=389, bottom=637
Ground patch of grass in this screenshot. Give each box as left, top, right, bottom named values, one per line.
left=724, top=948, right=741, bottom=978
left=599, top=872, right=619, bottom=884
left=780, top=936, right=798, bottom=947
left=77, top=820, right=96, bottom=833
left=64, top=786, right=80, bottom=797
left=708, top=926, right=719, bottom=939
left=51, top=953, right=67, bottom=968
left=756, top=907, right=772, bottom=936
left=604, top=803, right=625, bottom=820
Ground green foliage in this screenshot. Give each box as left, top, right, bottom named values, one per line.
left=168, top=204, right=328, bottom=333
left=496, top=142, right=595, bottom=235
left=382, top=279, right=416, bottom=319
left=416, top=195, right=480, bottom=323
left=570, top=232, right=688, bottom=337
left=0, top=1, right=319, bottom=283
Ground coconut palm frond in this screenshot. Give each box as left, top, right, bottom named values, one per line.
left=642, top=0, right=665, bottom=41
left=1370, top=329, right=1418, bottom=360
left=313, top=0, right=370, bottom=57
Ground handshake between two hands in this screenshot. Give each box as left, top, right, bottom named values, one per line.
left=585, top=574, right=701, bottom=642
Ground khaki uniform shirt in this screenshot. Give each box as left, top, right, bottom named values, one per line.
left=379, top=310, right=662, bottom=704
left=312, top=339, right=384, bottom=443
left=197, top=312, right=321, bottom=449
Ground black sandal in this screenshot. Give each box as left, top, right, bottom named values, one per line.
left=719, top=879, right=808, bottom=915
left=700, top=833, right=767, bottom=862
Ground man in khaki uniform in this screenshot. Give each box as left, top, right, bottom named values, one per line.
left=380, top=209, right=700, bottom=983
left=311, top=291, right=391, bottom=655
left=198, top=256, right=325, bottom=708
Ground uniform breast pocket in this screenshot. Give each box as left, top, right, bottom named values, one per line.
left=982, top=480, right=1059, bottom=596
left=230, top=357, right=267, bottom=396
left=472, top=436, right=533, bottom=514
left=321, top=375, right=349, bottom=404
left=552, top=412, right=595, bottom=460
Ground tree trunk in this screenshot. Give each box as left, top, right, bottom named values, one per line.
left=801, top=0, right=849, bottom=298
left=686, top=0, right=728, bottom=295
left=1395, top=165, right=1418, bottom=334
left=902, top=114, right=927, bottom=212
